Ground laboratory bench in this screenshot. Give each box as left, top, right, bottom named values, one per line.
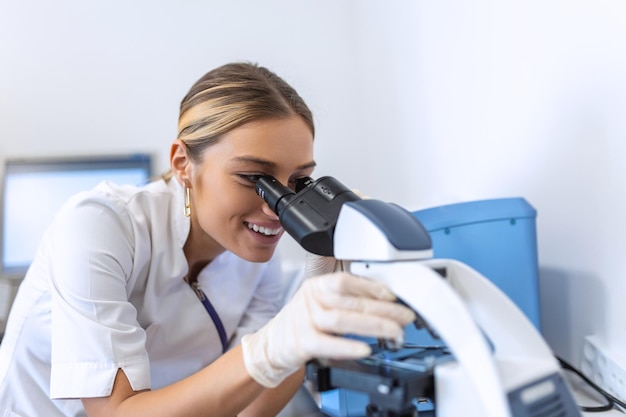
left=277, top=380, right=625, bottom=417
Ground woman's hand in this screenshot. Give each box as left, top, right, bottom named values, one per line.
left=240, top=272, right=415, bottom=388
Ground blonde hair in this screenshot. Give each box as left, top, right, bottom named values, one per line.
left=177, top=62, right=314, bottom=163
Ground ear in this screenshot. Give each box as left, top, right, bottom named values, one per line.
left=170, top=139, right=192, bottom=187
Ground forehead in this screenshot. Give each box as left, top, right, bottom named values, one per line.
left=205, top=117, right=315, bottom=169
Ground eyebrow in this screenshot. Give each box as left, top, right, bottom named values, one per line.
left=230, top=156, right=317, bottom=171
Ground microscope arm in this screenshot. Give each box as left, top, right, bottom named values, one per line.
left=350, top=260, right=513, bottom=417
left=337, top=202, right=574, bottom=417
left=333, top=201, right=511, bottom=417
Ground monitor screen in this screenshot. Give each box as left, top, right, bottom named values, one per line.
left=1, top=154, right=152, bottom=275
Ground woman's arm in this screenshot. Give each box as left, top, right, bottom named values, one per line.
left=239, top=368, right=305, bottom=417
left=82, top=271, right=415, bottom=417
left=83, top=345, right=295, bottom=417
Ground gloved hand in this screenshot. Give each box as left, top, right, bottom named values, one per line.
left=241, top=272, right=416, bottom=388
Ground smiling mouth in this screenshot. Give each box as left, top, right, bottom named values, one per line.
left=245, top=222, right=281, bottom=236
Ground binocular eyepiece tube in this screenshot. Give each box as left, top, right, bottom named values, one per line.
left=255, top=175, right=360, bottom=256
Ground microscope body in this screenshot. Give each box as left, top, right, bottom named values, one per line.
left=256, top=176, right=581, bottom=417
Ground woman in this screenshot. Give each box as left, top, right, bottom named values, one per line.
left=0, top=62, right=415, bottom=417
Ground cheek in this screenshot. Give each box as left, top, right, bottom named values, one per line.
left=192, top=172, right=264, bottom=221
left=195, top=173, right=243, bottom=205
left=239, top=189, right=267, bottom=212
left=209, top=186, right=261, bottom=218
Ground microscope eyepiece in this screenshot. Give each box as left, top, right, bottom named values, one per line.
left=255, top=176, right=295, bottom=216
left=255, top=174, right=361, bottom=256
left=295, top=177, right=314, bottom=192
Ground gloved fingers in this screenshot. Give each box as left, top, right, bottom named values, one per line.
left=312, top=293, right=416, bottom=326
left=309, top=272, right=397, bottom=301
left=307, top=305, right=411, bottom=340
left=302, top=332, right=373, bottom=359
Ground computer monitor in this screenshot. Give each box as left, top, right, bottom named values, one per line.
left=1, top=154, right=152, bottom=276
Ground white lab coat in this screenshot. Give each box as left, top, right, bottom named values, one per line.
left=0, top=178, right=284, bottom=417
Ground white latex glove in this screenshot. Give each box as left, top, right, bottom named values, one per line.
left=241, top=272, right=416, bottom=388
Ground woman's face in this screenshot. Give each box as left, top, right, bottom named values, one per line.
left=185, top=116, right=315, bottom=263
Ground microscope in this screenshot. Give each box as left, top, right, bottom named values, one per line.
left=256, top=175, right=582, bottom=417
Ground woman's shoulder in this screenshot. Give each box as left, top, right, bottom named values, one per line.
left=93, top=177, right=176, bottom=202
left=55, top=178, right=186, bottom=236
left=46, top=177, right=188, bottom=260
left=62, top=177, right=179, bottom=213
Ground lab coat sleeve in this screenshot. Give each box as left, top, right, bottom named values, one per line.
left=229, top=253, right=285, bottom=347
left=47, top=191, right=150, bottom=399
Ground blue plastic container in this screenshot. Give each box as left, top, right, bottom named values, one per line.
left=412, top=197, right=541, bottom=329
left=318, top=197, right=541, bottom=417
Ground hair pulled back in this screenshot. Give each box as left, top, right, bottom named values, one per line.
left=177, top=62, right=314, bottom=163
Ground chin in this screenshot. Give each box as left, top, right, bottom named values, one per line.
left=239, top=247, right=276, bottom=263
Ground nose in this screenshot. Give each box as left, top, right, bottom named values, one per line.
left=260, top=200, right=280, bottom=220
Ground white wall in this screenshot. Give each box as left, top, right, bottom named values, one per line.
left=2, top=0, right=626, bottom=369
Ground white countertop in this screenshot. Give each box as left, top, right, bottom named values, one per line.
left=570, top=372, right=625, bottom=416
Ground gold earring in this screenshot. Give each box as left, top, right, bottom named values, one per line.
left=183, top=185, right=191, bottom=217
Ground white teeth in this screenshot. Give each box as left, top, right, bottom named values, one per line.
left=247, top=222, right=280, bottom=236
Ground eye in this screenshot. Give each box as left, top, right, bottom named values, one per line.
left=288, top=176, right=313, bottom=191
left=238, top=174, right=263, bottom=185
